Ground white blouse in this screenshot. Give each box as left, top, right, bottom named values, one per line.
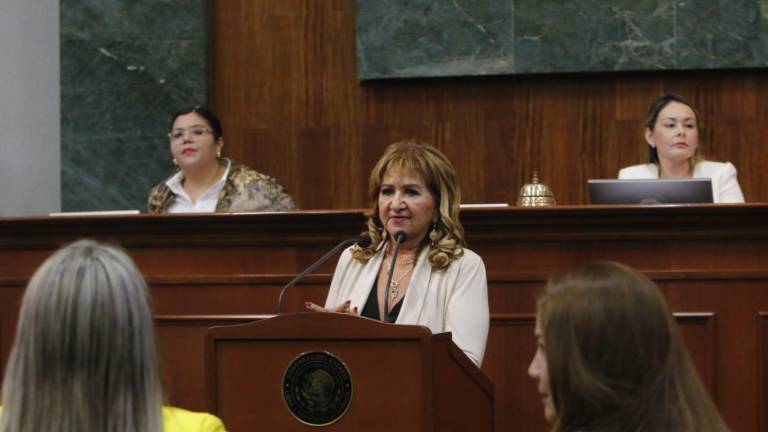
left=325, top=244, right=490, bottom=366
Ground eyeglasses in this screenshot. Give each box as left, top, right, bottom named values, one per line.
left=168, top=125, right=213, bottom=141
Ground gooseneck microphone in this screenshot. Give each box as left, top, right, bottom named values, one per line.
left=277, top=235, right=372, bottom=314
left=382, top=231, right=408, bottom=323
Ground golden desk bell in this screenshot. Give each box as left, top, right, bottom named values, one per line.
left=517, top=171, right=556, bottom=207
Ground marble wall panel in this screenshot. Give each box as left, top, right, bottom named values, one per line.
left=61, top=0, right=207, bottom=211
left=357, top=0, right=768, bottom=79
left=357, top=0, right=514, bottom=79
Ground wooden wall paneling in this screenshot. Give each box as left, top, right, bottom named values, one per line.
left=754, top=76, right=768, bottom=201
left=208, top=0, right=245, bottom=153
left=132, top=246, right=311, bottom=277
left=332, top=128, right=367, bottom=209
left=210, top=0, right=768, bottom=208
left=0, top=297, right=5, bottom=374
left=658, top=278, right=768, bottom=432
left=473, top=80, right=536, bottom=203
left=0, top=312, right=3, bottom=374
left=296, top=127, right=335, bottom=209
left=486, top=275, right=545, bottom=315
left=479, top=121, right=523, bottom=205
left=612, top=78, right=662, bottom=176
left=709, top=118, right=755, bottom=202
left=0, top=249, right=60, bottom=278
left=0, top=281, right=24, bottom=376
left=483, top=314, right=548, bottom=432
left=155, top=315, right=262, bottom=411
left=675, top=313, right=717, bottom=397
left=240, top=127, right=297, bottom=206
left=149, top=277, right=285, bottom=315
left=148, top=277, right=335, bottom=317
left=713, top=280, right=768, bottom=432
left=759, top=313, right=768, bottom=432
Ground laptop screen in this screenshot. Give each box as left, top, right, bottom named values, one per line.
left=588, top=178, right=714, bottom=204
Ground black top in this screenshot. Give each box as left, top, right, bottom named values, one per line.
left=361, top=279, right=403, bottom=322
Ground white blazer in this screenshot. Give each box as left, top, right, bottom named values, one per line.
left=325, top=244, right=489, bottom=366
left=618, top=161, right=745, bottom=203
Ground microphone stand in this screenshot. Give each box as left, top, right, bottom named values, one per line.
left=382, top=231, right=407, bottom=323
left=277, top=235, right=370, bottom=314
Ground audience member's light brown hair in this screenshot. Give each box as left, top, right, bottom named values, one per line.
left=536, top=261, right=729, bottom=432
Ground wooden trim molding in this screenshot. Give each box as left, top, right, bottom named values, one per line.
left=3, top=205, right=768, bottom=250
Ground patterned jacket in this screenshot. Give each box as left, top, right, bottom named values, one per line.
left=147, top=162, right=295, bottom=213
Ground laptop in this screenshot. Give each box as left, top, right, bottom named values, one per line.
left=588, top=178, right=714, bottom=204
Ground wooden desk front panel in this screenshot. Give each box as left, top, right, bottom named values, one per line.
left=1, top=206, right=767, bottom=431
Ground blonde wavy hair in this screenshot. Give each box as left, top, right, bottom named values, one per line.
left=351, top=139, right=465, bottom=270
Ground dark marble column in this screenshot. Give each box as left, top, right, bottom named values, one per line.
left=61, top=0, right=207, bottom=211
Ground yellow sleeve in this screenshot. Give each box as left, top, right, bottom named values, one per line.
left=163, top=406, right=227, bottom=432
left=200, top=412, right=226, bottom=432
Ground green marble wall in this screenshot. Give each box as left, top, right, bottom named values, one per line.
left=61, top=0, right=207, bottom=211
left=357, top=0, right=768, bottom=80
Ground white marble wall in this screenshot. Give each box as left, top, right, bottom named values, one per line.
left=0, top=0, right=60, bottom=216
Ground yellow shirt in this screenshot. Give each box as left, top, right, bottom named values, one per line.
left=162, top=406, right=227, bottom=432
left=0, top=406, right=226, bottom=432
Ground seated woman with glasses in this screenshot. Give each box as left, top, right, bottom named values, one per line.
left=0, top=240, right=227, bottom=432
left=147, top=106, right=295, bottom=213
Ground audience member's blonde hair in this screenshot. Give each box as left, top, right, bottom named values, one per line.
left=352, top=139, right=465, bottom=270
left=0, top=240, right=163, bottom=432
left=538, top=261, right=729, bottom=432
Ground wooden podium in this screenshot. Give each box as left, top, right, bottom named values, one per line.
left=205, top=312, right=494, bottom=431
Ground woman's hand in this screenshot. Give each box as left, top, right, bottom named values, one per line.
left=305, top=300, right=358, bottom=315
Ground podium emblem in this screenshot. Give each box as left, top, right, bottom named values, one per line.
left=283, top=351, right=353, bottom=426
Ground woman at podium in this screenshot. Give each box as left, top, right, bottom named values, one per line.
left=618, top=93, right=745, bottom=203
left=528, top=261, right=729, bottom=431
left=308, top=140, right=489, bottom=367
left=147, top=106, right=295, bottom=213
left=0, top=241, right=226, bottom=432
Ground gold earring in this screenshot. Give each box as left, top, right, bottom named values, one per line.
left=172, top=158, right=178, bottom=166
left=216, top=149, right=222, bottom=158
left=429, top=223, right=440, bottom=246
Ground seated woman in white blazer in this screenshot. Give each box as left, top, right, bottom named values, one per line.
left=306, top=140, right=489, bottom=367
left=618, top=93, right=745, bottom=203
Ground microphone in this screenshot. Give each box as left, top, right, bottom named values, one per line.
left=277, top=235, right=372, bottom=314
left=382, top=231, right=408, bottom=323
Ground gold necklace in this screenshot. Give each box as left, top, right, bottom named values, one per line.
left=388, top=264, right=414, bottom=302
left=383, top=244, right=417, bottom=303
left=386, top=257, right=415, bottom=267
